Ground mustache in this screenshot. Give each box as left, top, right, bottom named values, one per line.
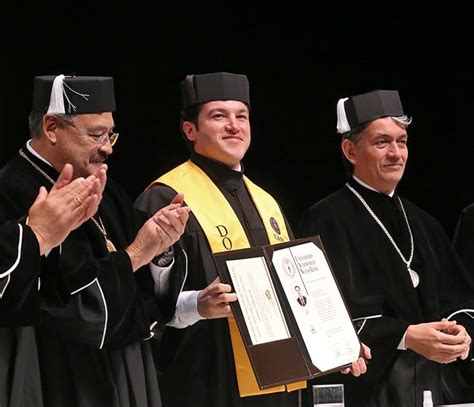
left=91, top=153, right=108, bottom=162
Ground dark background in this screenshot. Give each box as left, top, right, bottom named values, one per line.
left=2, top=3, right=473, bottom=238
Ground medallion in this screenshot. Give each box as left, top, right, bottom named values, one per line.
left=409, top=268, right=419, bottom=288
left=106, top=239, right=117, bottom=253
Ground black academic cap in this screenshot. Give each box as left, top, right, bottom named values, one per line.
left=32, top=75, right=116, bottom=114
left=180, top=72, right=250, bottom=110
left=336, top=90, right=404, bottom=134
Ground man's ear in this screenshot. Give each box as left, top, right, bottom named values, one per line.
left=43, top=115, right=60, bottom=145
left=342, top=139, right=357, bottom=166
left=182, top=121, right=198, bottom=143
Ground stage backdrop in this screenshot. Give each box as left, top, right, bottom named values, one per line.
left=2, top=3, right=472, bottom=237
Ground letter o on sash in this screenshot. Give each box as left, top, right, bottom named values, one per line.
left=222, top=237, right=232, bottom=250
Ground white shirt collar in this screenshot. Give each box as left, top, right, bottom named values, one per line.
left=352, top=175, right=395, bottom=197
left=26, top=139, right=54, bottom=168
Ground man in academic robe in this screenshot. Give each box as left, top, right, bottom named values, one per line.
left=135, top=72, right=369, bottom=407
left=0, top=74, right=190, bottom=407
left=0, top=162, right=102, bottom=325
left=299, top=90, right=474, bottom=406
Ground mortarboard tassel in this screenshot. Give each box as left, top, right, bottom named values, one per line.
left=47, top=75, right=90, bottom=114
left=336, top=97, right=350, bottom=134
left=47, top=74, right=66, bottom=114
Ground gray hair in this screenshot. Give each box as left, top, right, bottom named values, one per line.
left=28, top=112, right=79, bottom=139
left=341, top=115, right=412, bottom=176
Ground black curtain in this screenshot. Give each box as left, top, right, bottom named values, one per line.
left=2, top=4, right=472, bottom=237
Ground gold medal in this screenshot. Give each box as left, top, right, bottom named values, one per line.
left=91, top=216, right=116, bottom=253
left=106, top=239, right=117, bottom=253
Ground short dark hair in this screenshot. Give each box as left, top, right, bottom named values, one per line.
left=179, top=101, right=251, bottom=152
left=179, top=103, right=204, bottom=151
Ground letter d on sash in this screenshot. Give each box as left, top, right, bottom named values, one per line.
left=216, top=225, right=232, bottom=250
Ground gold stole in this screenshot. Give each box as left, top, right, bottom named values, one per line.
left=152, top=160, right=306, bottom=397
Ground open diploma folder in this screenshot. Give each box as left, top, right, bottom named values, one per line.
left=213, top=236, right=362, bottom=390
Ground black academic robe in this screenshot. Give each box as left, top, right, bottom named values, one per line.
left=134, top=153, right=299, bottom=407
left=0, top=145, right=186, bottom=407
left=0, top=220, right=41, bottom=326
left=453, top=203, right=474, bottom=275
left=298, top=178, right=474, bottom=407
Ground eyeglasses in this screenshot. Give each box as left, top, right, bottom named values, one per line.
left=58, top=117, right=119, bottom=147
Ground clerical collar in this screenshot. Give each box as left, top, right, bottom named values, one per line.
left=26, top=139, right=55, bottom=168
left=352, top=175, right=395, bottom=197
left=190, top=152, right=244, bottom=192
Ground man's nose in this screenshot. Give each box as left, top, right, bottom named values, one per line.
left=99, top=137, right=113, bottom=155
left=387, top=142, right=401, bottom=157
left=225, top=116, right=239, bottom=132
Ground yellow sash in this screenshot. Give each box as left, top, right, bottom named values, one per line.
left=152, top=160, right=306, bottom=397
